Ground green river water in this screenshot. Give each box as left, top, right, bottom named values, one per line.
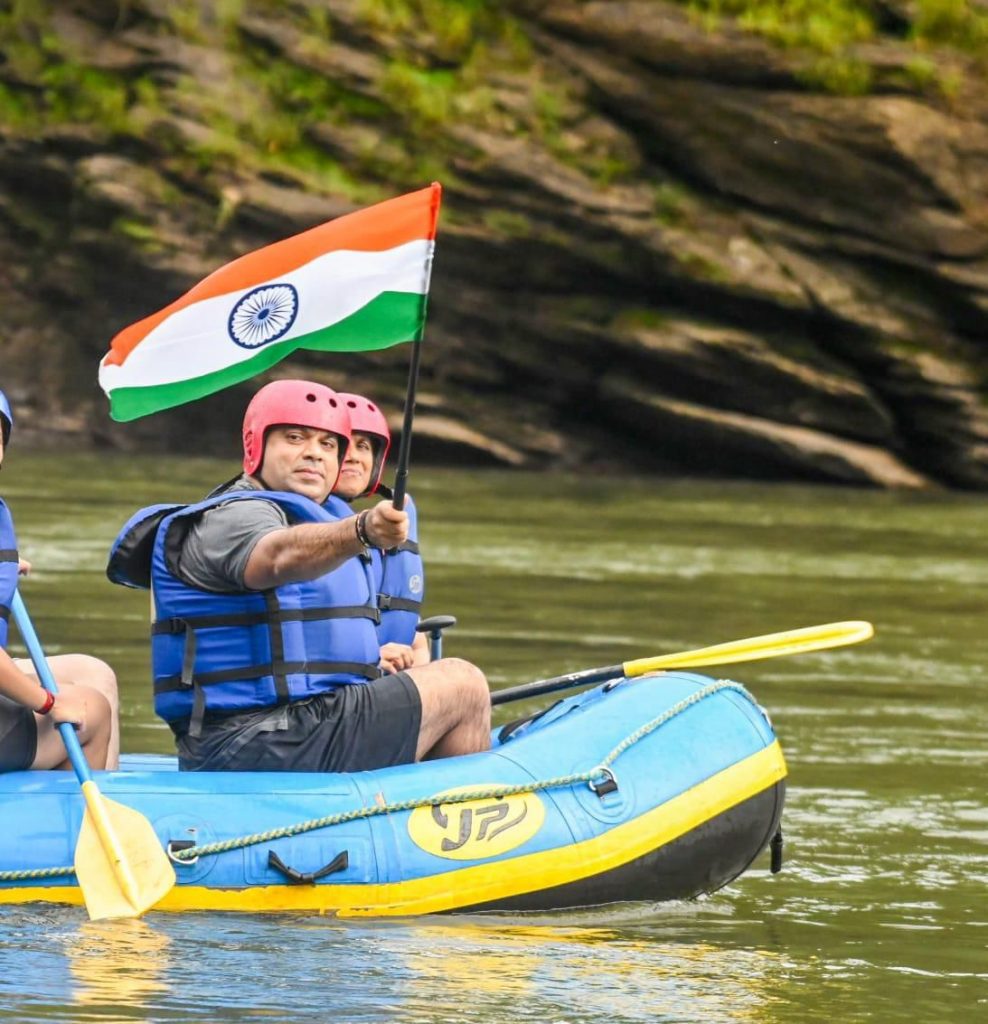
left=0, top=453, right=984, bottom=1023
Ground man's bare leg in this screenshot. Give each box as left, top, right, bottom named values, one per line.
left=406, top=657, right=492, bottom=761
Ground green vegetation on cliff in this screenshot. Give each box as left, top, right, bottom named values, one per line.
left=0, top=0, right=637, bottom=205
left=0, top=2, right=155, bottom=133
left=2, top=0, right=985, bottom=190
left=685, top=0, right=988, bottom=94
left=3, top=1, right=988, bottom=487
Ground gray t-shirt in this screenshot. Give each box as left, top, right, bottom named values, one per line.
left=169, top=476, right=287, bottom=592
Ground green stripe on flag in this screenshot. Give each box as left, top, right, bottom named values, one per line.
left=108, top=291, right=425, bottom=422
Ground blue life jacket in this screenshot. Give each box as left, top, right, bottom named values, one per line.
left=111, top=490, right=381, bottom=735
left=322, top=494, right=355, bottom=519
left=325, top=494, right=424, bottom=648
left=0, top=500, right=18, bottom=649
left=107, top=502, right=186, bottom=590
left=376, top=496, right=424, bottom=647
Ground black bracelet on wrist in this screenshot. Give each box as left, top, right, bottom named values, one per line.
left=354, top=509, right=371, bottom=547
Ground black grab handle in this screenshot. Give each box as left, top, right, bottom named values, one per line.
left=416, top=615, right=457, bottom=660
left=267, top=849, right=349, bottom=885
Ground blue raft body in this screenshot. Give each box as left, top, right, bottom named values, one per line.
left=0, top=672, right=786, bottom=916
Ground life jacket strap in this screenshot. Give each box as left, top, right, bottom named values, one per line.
left=152, top=605, right=381, bottom=634
left=0, top=549, right=17, bottom=562
left=0, top=604, right=9, bottom=622
left=264, top=590, right=291, bottom=711
left=378, top=594, right=422, bottom=614
left=158, top=659, right=382, bottom=734
left=176, top=619, right=206, bottom=738
left=190, top=679, right=208, bottom=738
left=179, top=618, right=196, bottom=687
left=155, top=660, right=383, bottom=694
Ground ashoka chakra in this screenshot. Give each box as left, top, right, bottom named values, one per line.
left=228, top=283, right=299, bottom=348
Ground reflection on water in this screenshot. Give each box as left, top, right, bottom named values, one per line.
left=68, top=919, right=172, bottom=1019
left=0, top=457, right=984, bottom=1022
left=396, top=922, right=781, bottom=1024
left=0, top=908, right=786, bottom=1024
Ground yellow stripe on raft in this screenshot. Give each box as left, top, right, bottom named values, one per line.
left=2, top=742, right=786, bottom=916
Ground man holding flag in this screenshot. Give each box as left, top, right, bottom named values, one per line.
left=101, top=184, right=491, bottom=772
left=109, top=378, right=490, bottom=773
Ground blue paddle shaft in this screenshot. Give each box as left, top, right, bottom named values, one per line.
left=11, top=591, right=93, bottom=785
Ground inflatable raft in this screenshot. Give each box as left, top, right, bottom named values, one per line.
left=0, top=671, right=786, bottom=916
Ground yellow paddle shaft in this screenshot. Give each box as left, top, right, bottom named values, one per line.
left=625, top=620, right=875, bottom=677
left=80, top=780, right=141, bottom=913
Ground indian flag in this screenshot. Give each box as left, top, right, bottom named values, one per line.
left=99, top=182, right=441, bottom=421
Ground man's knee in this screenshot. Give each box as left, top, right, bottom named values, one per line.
left=441, top=656, right=486, bottom=687
left=440, top=658, right=489, bottom=707
left=408, top=657, right=489, bottom=726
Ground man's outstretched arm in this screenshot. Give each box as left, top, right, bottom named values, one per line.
left=244, top=501, right=409, bottom=590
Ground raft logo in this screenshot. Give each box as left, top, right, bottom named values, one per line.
left=408, top=787, right=545, bottom=861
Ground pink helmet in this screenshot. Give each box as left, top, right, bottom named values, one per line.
left=338, top=392, right=391, bottom=495
left=242, top=380, right=351, bottom=478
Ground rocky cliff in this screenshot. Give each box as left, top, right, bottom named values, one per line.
left=3, top=0, right=988, bottom=486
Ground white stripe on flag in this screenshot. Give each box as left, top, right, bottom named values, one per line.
left=99, top=240, right=433, bottom=391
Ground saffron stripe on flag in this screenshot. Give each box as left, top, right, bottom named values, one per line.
left=104, top=184, right=441, bottom=369
left=98, top=183, right=442, bottom=421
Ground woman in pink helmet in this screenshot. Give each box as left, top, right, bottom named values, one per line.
left=0, top=389, right=119, bottom=773
left=332, top=393, right=429, bottom=674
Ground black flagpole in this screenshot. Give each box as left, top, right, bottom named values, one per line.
left=390, top=339, right=422, bottom=511
left=391, top=180, right=440, bottom=512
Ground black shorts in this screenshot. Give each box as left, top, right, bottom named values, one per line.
left=176, top=672, right=422, bottom=773
left=0, top=695, right=37, bottom=773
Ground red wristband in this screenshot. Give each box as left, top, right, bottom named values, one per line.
left=36, top=691, right=55, bottom=716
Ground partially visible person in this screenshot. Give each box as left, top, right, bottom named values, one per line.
left=331, top=393, right=428, bottom=675
left=108, top=379, right=490, bottom=774
left=0, top=389, right=119, bottom=772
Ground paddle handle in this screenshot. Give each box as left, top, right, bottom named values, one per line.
left=415, top=614, right=457, bottom=661
left=491, top=663, right=623, bottom=707
left=11, top=591, right=93, bottom=785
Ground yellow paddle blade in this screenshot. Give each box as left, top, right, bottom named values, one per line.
left=625, top=620, right=875, bottom=677
left=74, top=782, right=176, bottom=921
